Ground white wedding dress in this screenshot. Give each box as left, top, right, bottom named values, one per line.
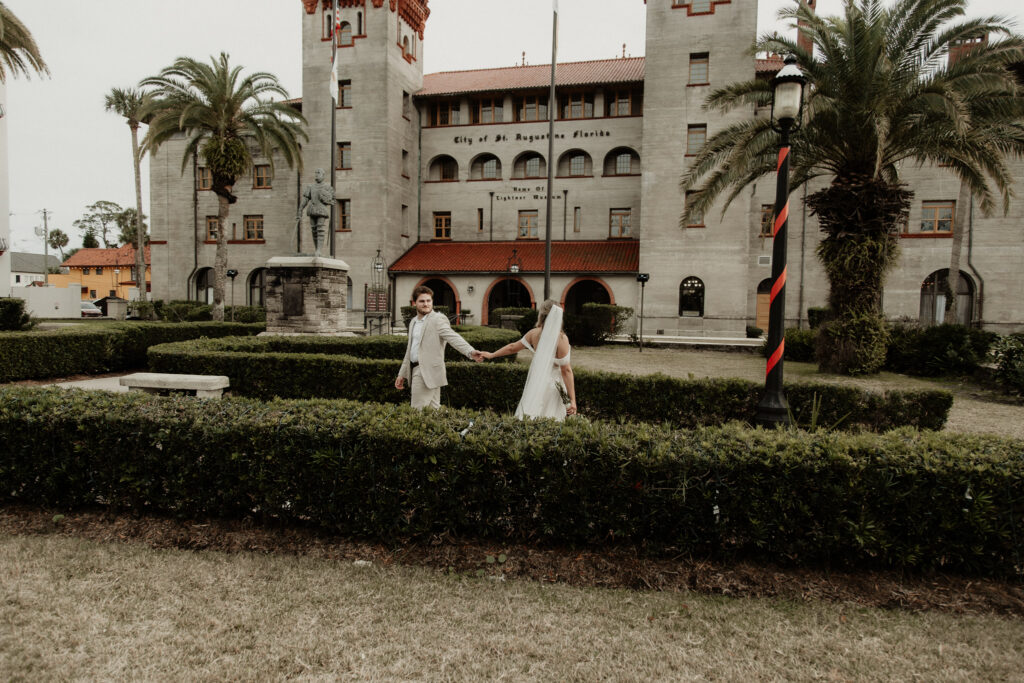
left=514, top=305, right=570, bottom=421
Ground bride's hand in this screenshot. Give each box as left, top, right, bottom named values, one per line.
left=567, top=401, right=577, bottom=416
left=481, top=351, right=493, bottom=360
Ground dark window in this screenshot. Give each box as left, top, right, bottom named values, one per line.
left=430, top=100, right=460, bottom=127
left=337, top=142, right=351, bottom=169
left=338, top=199, right=351, bottom=231
left=514, top=94, right=548, bottom=122
left=471, top=96, right=503, bottom=124
left=253, top=164, right=272, bottom=189
left=679, top=277, right=705, bottom=317
left=518, top=210, right=539, bottom=239
left=433, top=212, right=451, bottom=239
left=686, top=125, right=707, bottom=156
left=244, top=215, right=264, bottom=241
left=338, top=79, right=352, bottom=107
left=197, top=167, right=212, bottom=190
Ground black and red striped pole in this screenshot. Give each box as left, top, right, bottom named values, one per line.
left=756, top=55, right=806, bottom=428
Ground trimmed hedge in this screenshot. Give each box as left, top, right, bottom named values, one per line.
left=1, top=387, right=1020, bottom=575
left=0, top=322, right=264, bottom=382
left=148, top=335, right=953, bottom=431
left=887, top=323, right=998, bottom=377
left=763, top=328, right=816, bottom=363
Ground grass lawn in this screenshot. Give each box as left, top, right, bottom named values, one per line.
left=3, top=533, right=1022, bottom=681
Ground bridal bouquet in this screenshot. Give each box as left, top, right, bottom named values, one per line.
left=555, top=382, right=571, bottom=406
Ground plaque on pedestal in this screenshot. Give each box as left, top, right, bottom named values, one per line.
left=263, top=255, right=350, bottom=335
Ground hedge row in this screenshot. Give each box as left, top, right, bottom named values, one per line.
left=1, top=387, right=1019, bottom=575
left=148, top=336, right=953, bottom=431
left=0, top=322, right=264, bottom=382
left=766, top=323, right=1000, bottom=377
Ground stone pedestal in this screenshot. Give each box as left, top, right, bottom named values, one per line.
left=264, top=256, right=350, bottom=334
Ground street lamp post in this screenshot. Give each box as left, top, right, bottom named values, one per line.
left=226, top=269, right=238, bottom=321
left=636, top=272, right=649, bottom=352
left=756, top=54, right=807, bottom=428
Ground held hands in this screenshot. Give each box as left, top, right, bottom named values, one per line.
left=471, top=350, right=486, bottom=362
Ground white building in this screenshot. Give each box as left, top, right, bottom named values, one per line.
left=148, top=0, right=1024, bottom=334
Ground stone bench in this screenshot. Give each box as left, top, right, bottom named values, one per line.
left=119, top=372, right=230, bottom=398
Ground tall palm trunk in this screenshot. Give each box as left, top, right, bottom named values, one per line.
left=213, top=195, right=229, bottom=321
left=946, top=180, right=971, bottom=325
left=808, top=177, right=912, bottom=374
left=130, top=121, right=147, bottom=302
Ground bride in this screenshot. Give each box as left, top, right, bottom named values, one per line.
left=482, top=299, right=577, bottom=420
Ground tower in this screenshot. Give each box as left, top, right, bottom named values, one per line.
left=300, top=0, right=428, bottom=317
left=639, top=0, right=759, bottom=336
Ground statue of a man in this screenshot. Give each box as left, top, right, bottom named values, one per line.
left=297, top=168, right=335, bottom=257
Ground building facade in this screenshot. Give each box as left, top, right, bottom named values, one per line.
left=48, top=244, right=151, bottom=301
left=148, top=0, right=1024, bottom=335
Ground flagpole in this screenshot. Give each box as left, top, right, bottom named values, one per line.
left=329, top=0, right=339, bottom=258
left=543, top=0, right=557, bottom=301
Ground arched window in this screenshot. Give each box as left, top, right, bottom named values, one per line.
left=402, top=36, right=410, bottom=57
left=513, top=151, right=546, bottom=179
left=470, top=153, right=502, bottom=180
left=557, top=150, right=592, bottom=177
left=920, top=269, right=974, bottom=326
left=338, top=21, right=353, bottom=46
left=428, top=155, right=459, bottom=182
left=248, top=268, right=267, bottom=307
left=346, top=277, right=353, bottom=311
left=603, top=147, right=640, bottom=176
left=678, top=276, right=705, bottom=317
left=194, top=267, right=214, bottom=304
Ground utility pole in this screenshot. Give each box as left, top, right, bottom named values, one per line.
left=35, top=209, right=52, bottom=285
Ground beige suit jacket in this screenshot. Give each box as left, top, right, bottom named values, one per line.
left=398, top=311, right=476, bottom=389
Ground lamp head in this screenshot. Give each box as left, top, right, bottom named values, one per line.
left=771, top=54, right=807, bottom=131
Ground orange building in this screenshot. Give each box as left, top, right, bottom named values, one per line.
left=49, top=245, right=151, bottom=301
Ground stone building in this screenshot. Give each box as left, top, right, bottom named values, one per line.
left=148, top=0, right=1024, bottom=335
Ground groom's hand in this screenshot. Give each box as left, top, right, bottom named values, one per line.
left=471, top=350, right=484, bottom=362
left=395, top=376, right=406, bottom=390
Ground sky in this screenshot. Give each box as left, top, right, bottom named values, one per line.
left=3, top=0, right=1022, bottom=254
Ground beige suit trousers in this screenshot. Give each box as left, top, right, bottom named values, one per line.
left=410, top=366, right=441, bottom=409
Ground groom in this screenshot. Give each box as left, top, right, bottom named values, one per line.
left=395, top=285, right=482, bottom=409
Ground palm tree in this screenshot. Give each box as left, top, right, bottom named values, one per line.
left=105, top=87, right=151, bottom=302
left=681, top=0, right=1024, bottom=374
left=0, top=2, right=49, bottom=82
left=141, top=53, right=306, bottom=320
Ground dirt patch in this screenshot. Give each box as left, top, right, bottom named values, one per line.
left=3, top=504, right=1021, bottom=617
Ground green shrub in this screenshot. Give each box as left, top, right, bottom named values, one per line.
left=0, top=321, right=264, bottom=382
left=762, top=328, right=816, bottom=362
left=160, top=300, right=213, bottom=322
left=991, top=333, right=1024, bottom=394
left=745, top=325, right=763, bottom=339
left=0, top=387, right=1018, bottom=575
left=568, top=303, right=634, bottom=346
left=816, top=313, right=890, bottom=375
left=886, top=323, right=998, bottom=377
left=127, top=300, right=158, bottom=321
left=807, top=307, right=833, bottom=329
left=148, top=335, right=952, bottom=431
left=224, top=305, right=266, bottom=323
left=0, top=297, right=34, bottom=331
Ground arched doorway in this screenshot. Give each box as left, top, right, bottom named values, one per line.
left=420, top=277, right=458, bottom=316
left=756, top=278, right=771, bottom=331
left=563, top=278, right=611, bottom=315
left=487, top=278, right=532, bottom=323
left=920, top=269, right=974, bottom=326
left=193, top=267, right=213, bottom=304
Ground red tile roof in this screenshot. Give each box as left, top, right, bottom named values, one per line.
left=418, top=57, right=645, bottom=97
left=389, top=240, right=639, bottom=274
left=62, top=244, right=151, bottom=268
left=756, top=55, right=785, bottom=74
